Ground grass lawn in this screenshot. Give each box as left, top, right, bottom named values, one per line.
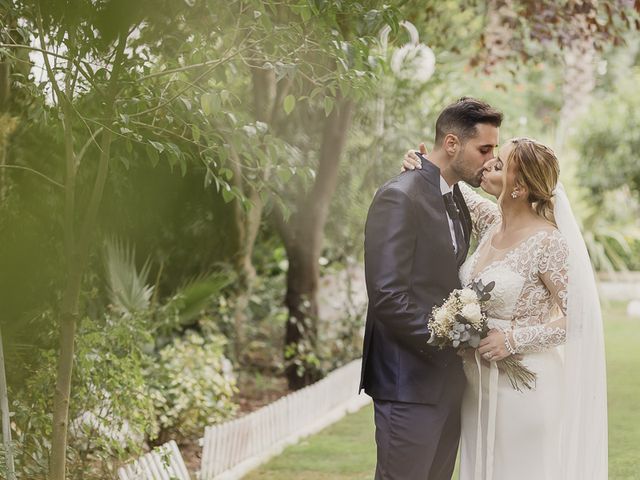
left=244, top=404, right=376, bottom=480
left=246, top=302, right=640, bottom=480
left=606, top=301, right=640, bottom=479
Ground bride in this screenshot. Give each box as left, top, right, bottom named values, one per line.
left=403, top=137, right=608, bottom=480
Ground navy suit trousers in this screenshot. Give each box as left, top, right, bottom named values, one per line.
left=373, top=388, right=462, bottom=480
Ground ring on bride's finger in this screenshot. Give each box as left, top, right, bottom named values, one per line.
left=484, top=352, right=493, bottom=360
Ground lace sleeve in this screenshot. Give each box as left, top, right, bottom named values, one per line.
left=459, top=182, right=501, bottom=240
left=512, top=230, right=569, bottom=353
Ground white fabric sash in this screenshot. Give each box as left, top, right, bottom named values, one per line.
left=473, top=318, right=509, bottom=480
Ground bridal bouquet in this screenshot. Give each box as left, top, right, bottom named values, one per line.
left=428, top=280, right=536, bottom=391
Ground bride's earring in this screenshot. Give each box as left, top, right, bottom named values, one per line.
left=511, top=189, right=519, bottom=199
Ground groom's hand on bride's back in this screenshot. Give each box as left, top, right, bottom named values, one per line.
left=401, top=143, right=427, bottom=172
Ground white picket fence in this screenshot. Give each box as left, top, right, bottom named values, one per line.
left=117, top=440, right=190, bottom=480
left=199, top=358, right=369, bottom=479
left=116, top=358, right=369, bottom=480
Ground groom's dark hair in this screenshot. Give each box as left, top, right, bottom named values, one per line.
left=434, top=97, right=503, bottom=147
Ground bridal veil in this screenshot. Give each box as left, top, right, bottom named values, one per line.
left=554, top=183, right=608, bottom=479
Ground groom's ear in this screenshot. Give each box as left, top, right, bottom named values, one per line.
left=443, top=133, right=459, bottom=156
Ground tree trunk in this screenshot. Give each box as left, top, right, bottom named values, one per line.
left=478, top=0, right=517, bottom=73
left=279, top=97, right=355, bottom=390
left=555, top=15, right=597, bottom=153
left=46, top=23, right=125, bottom=477
left=283, top=243, right=321, bottom=389
left=228, top=65, right=288, bottom=362
left=50, top=126, right=116, bottom=480
left=48, top=272, right=82, bottom=480
left=49, top=122, right=115, bottom=480
left=230, top=179, right=262, bottom=362
left=0, top=328, right=16, bottom=480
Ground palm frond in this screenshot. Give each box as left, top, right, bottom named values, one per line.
left=570, top=188, right=640, bottom=274
left=172, top=269, right=237, bottom=327
left=104, top=238, right=154, bottom=318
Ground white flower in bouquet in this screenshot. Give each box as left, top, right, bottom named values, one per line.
left=434, top=306, right=449, bottom=324
left=458, top=288, right=478, bottom=305
left=461, top=303, right=483, bottom=328
left=431, top=307, right=453, bottom=337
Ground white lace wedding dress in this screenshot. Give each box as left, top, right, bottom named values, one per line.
left=457, top=184, right=569, bottom=480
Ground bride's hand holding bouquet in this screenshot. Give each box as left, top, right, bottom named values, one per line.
left=428, top=280, right=536, bottom=391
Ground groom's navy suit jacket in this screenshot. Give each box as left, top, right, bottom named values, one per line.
left=360, top=160, right=471, bottom=404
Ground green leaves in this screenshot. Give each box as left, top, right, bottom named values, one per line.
left=202, top=162, right=241, bottom=205
left=148, top=331, right=238, bottom=437
left=323, top=96, right=334, bottom=116
left=277, top=165, right=294, bottom=183
left=221, top=184, right=234, bottom=203
left=180, top=97, right=192, bottom=111
left=146, top=144, right=159, bottom=167
left=104, top=238, right=154, bottom=318
left=191, top=125, right=201, bottom=143
left=200, top=93, right=220, bottom=116
left=290, top=1, right=319, bottom=22
left=284, top=94, right=296, bottom=115
left=145, top=140, right=187, bottom=176
left=149, top=140, right=164, bottom=153
left=223, top=168, right=235, bottom=181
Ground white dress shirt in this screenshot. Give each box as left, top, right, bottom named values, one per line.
left=440, top=176, right=459, bottom=253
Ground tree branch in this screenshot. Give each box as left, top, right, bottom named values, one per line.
left=75, top=127, right=104, bottom=167
left=0, top=165, right=63, bottom=188
left=78, top=33, right=128, bottom=253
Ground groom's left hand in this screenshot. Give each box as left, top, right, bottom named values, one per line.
left=478, top=329, right=510, bottom=362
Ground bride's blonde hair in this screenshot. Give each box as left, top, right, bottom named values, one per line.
left=502, top=137, right=559, bottom=225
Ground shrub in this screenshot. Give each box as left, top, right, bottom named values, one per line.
left=149, top=331, right=238, bottom=439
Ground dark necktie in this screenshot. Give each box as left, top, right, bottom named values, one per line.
left=442, top=192, right=466, bottom=264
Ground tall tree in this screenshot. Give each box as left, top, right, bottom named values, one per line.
left=10, top=1, right=176, bottom=477
left=31, top=8, right=130, bottom=477
left=471, top=0, right=639, bottom=152
left=256, top=2, right=400, bottom=389
left=5, top=1, right=310, bottom=473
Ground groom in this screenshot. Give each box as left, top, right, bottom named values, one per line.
left=360, top=97, right=502, bottom=479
